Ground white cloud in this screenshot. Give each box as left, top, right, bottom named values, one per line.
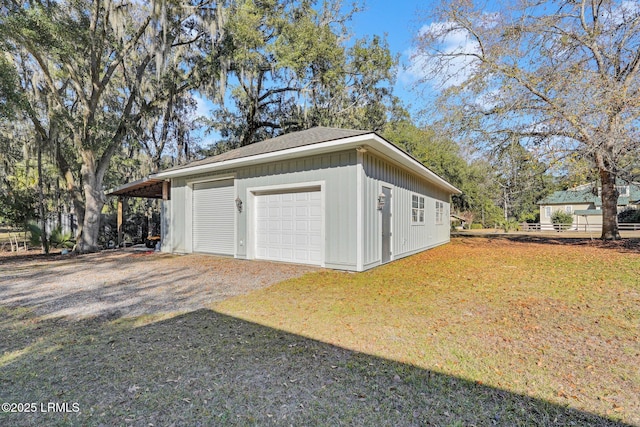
left=404, top=21, right=481, bottom=91
left=604, top=0, right=640, bottom=25
left=192, top=93, right=213, bottom=120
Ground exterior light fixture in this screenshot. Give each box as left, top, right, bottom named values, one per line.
left=377, top=192, right=386, bottom=210
left=235, top=196, right=243, bottom=213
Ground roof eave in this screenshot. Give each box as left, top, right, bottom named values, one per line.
left=153, top=133, right=461, bottom=195
left=105, top=177, right=166, bottom=198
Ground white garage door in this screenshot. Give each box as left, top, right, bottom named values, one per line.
left=192, top=179, right=235, bottom=254
left=255, top=188, right=322, bottom=265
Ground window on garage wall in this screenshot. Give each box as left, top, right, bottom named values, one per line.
left=412, top=194, right=425, bottom=224
left=435, top=200, right=444, bottom=225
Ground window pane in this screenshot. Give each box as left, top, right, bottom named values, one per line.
left=419, top=197, right=424, bottom=209
left=412, top=209, right=418, bottom=222
left=419, top=210, right=424, bottom=222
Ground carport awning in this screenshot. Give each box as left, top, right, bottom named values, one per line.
left=106, top=177, right=169, bottom=199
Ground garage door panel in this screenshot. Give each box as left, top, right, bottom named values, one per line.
left=294, top=234, right=308, bottom=245
left=269, top=219, right=281, bottom=231
left=309, top=234, right=322, bottom=245
left=255, top=188, right=322, bottom=266
left=309, top=219, right=321, bottom=231
left=192, top=179, right=235, bottom=255
left=269, top=234, right=280, bottom=244
left=268, top=247, right=281, bottom=258
left=309, top=251, right=321, bottom=262
left=282, top=234, right=293, bottom=244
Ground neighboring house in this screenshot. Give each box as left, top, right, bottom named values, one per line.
left=144, top=127, right=460, bottom=272
left=538, top=182, right=640, bottom=231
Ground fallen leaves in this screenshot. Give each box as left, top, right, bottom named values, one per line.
left=216, top=237, right=640, bottom=424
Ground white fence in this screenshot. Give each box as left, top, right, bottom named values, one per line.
left=44, top=213, right=78, bottom=236
left=520, top=223, right=640, bottom=232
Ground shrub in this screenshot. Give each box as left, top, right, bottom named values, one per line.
left=28, top=223, right=75, bottom=249
left=519, top=212, right=540, bottom=223
left=470, top=223, right=483, bottom=230
left=618, top=208, right=640, bottom=223
left=501, top=218, right=520, bottom=233
left=551, top=210, right=573, bottom=231
left=49, top=226, right=75, bottom=248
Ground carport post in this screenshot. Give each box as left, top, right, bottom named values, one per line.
left=117, top=196, right=125, bottom=247
left=162, top=180, right=170, bottom=200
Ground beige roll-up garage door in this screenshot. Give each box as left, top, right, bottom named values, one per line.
left=192, top=179, right=235, bottom=254
left=255, top=188, right=322, bottom=265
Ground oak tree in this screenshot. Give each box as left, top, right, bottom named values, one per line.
left=1, top=0, right=221, bottom=251
left=414, top=0, right=640, bottom=239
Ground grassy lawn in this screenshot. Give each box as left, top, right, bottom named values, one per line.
left=216, top=237, right=640, bottom=425
left=0, top=228, right=27, bottom=245
left=1, top=237, right=638, bottom=426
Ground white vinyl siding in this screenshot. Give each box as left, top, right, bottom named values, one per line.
left=412, top=194, right=425, bottom=224
left=192, top=179, right=235, bottom=254
left=255, top=189, right=322, bottom=265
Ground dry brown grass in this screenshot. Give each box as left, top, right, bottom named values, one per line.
left=216, top=237, right=640, bottom=425
left=1, top=237, right=638, bottom=426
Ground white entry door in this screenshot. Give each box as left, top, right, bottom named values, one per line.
left=192, top=179, right=235, bottom=254
left=255, top=189, right=322, bottom=265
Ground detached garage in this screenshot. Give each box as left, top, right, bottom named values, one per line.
left=153, top=127, right=460, bottom=272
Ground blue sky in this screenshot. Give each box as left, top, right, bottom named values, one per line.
left=350, top=0, right=428, bottom=114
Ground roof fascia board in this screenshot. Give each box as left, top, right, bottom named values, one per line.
left=153, top=134, right=373, bottom=179
left=366, top=134, right=461, bottom=194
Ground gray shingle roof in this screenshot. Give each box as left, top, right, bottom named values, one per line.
left=159, top=127, right=371, bottom=174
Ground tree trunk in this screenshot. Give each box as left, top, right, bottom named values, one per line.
left=76, top=163, right=106, bottom=253
left=599, top=168, right=621, bottom=240
left=36, top=137, right=50, bottom=254
left=77, top=184, right=105, bottom=252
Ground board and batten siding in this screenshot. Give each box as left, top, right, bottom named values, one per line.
left=236, top=150, right=358, bottom=270
left=167, top=150, right=359, bottom=270
left=165, top=147, right=452, bottom=271
left=361, top=151, right=450, bottom=269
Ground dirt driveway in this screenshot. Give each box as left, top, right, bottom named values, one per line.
left=0, top=249, right=318, bottom=319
